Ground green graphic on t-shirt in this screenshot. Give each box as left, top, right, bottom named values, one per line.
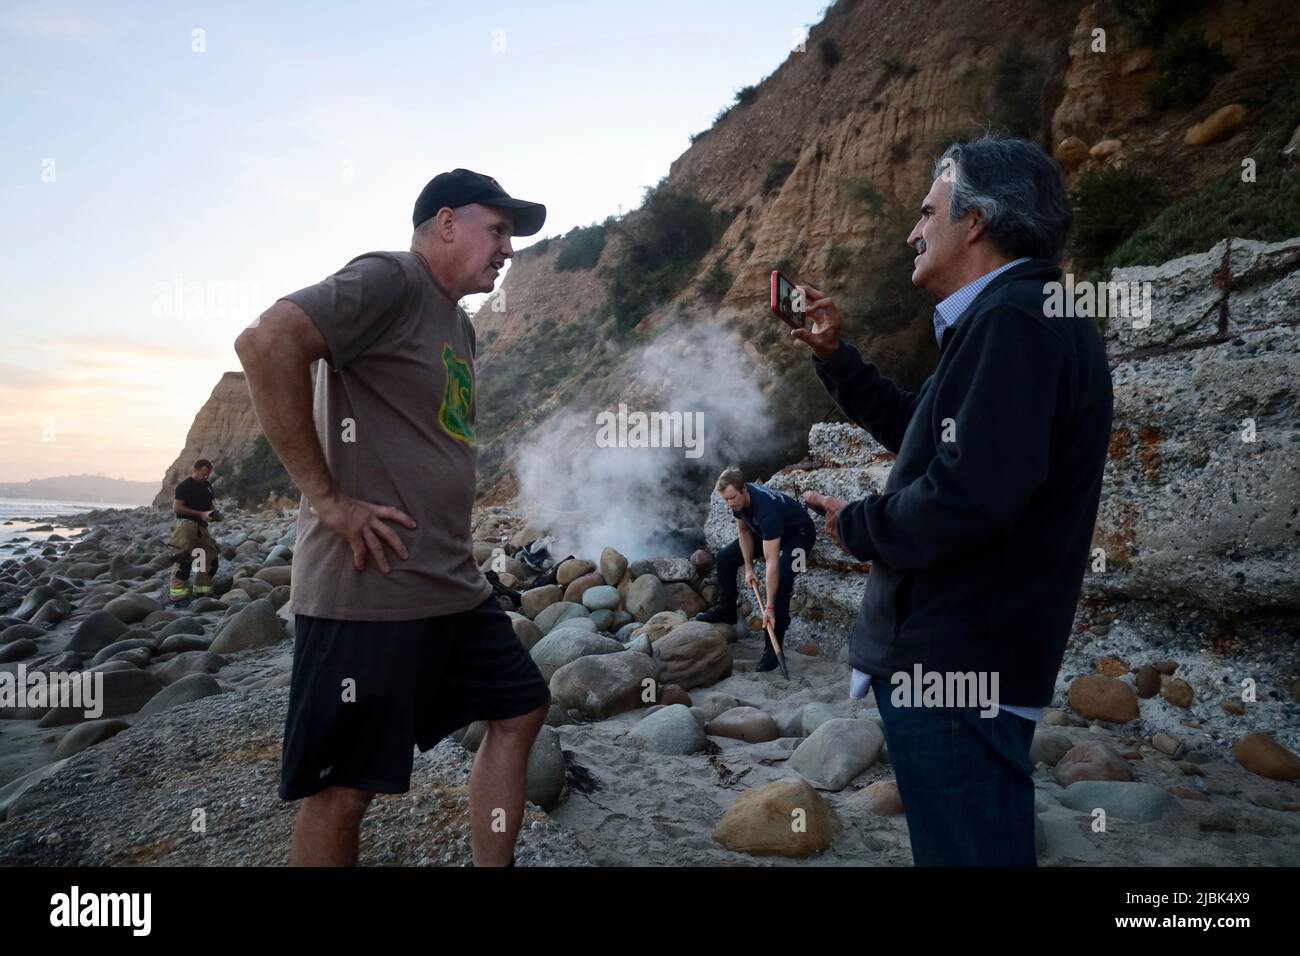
left=438, top=342, right=476, bottom=446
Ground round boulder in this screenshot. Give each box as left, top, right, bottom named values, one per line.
left=525, top=725, right=566, bottom=811
left=103, top=592, right=162, bottom=625
left=562, top=571, right=606, bottom=605
left=788, top=718, right=884, bottom=791
left=556, top=558, right=595, bottom=587
left=0, top=639, right=38, bottom=663
left=1, top=623, right=45, bottom=645
left=706, top=705, right=780, bottom=743
left=549, top=651, right=660, bottom=720
left=521, top=585, right=563, bottom=619
left=713, top=778, right=840, bottom=857
left=208, top=598, right=286, bottom=654
left=630, top=703, right=706, bottom=755
left=1233, top=733, right=1300, bottom=781
left=530, top=629, right=625, bottom=682
left=68, top=611, right=129, bottom=654
left=534, top=601, right=588, bottom=635
left=1067, top=675, right=1139, bottom=723
left=54, top=718, right=131, bottom=759
left=599, top=547, right=628, bottom=586
left=1053, top=740, right=1133, bottom=786
left=507, top=612, right=544, bottom=650
left=138, top=673, right=224, bottom=718
left=626, top=574, right=667, bottom=623
left=652, top=620, right=732, bottom=689
left=582, top=585, right=620, bottom=612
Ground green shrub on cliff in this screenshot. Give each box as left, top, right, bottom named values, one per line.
left=882, top=56, right=917, bottom=79
left=1148, top=30, right=1230, bottom=110
left=843, top=175, right=885, bottom=216
left=699, top=259, right=733, bottom=300
left=764, top=160, right=797, bottom=195
left=226, top=435, right=295, bottom=508
left=1115, top=0, right=1211, bottom=45
left=1107, top=73, right=1300, bottom=270
left=601, top=182, right=732, bottom=333
left=1105, top=167, right=1300, bottom=272
left=990, top=44, right=1043, bottom=139
left=554, top=223, right=606, bottom=272
left=1069, top=166, right=1165, bottom=271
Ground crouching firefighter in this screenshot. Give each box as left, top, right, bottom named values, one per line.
left=168, top=458, right=221, bottom=601
left=696, top=466, right=815, bottom=675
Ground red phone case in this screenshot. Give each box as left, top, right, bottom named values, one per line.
left=771, top=271, right=802, bottom=328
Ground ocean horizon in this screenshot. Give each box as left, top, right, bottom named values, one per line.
left=0, top=497, right=144, bottom=552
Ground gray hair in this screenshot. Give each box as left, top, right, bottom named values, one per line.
left=933, top=137, right=1071, bottom=261
left=412, top=216, right=440, bottom=242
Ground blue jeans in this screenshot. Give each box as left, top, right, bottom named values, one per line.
left=875, top=684, right=1037, bottom=866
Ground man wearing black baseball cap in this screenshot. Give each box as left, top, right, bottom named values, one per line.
left=235, top=169, right=548, bottom=866
left=413, top=167, right=547, bottom=237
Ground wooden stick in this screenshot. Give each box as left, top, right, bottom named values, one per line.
left=750, top=580, right=783, bottom=657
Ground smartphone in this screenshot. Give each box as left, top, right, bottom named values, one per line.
left=770, top=271, right=805, bottom=329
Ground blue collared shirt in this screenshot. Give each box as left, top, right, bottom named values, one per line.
left=932, top=257, right=1031, bottom=348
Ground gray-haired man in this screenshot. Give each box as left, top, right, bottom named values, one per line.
left=794, top=137, right=1113, bottom=866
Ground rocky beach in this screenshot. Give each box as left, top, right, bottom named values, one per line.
left=3, top=232, right=1299, bottom=867
left=3, top=236, right=1300, bottom=866
left=4, top=0, right=1300, bottom=890
left=0, top=490, right=1297, bottom=867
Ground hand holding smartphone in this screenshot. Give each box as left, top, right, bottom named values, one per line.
left=770, top=270, right=805, bottom=329
left=788, top=283, right=843, bottom=360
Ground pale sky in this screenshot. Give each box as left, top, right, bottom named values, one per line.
left=0, top=0, right=829, bottom=483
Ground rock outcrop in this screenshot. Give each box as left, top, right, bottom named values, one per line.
left=1089, top=237, right=1300, bottom=613
left=152, top=372, right=262, bottom=507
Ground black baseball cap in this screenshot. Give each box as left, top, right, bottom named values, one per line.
left=412, top=168, right=547, bottom=237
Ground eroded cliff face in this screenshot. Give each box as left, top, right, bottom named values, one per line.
left=1051, top=0, right=1296, bottom=172
left=664, top=0, right=1073, bottom=311
left=471, top=0, right=1294, bottom=500
left=161, top=0, right=1295, bottom=509
left=152, top=372, right=260, bottom=507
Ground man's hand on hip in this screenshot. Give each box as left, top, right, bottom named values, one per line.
left=312, top=493, right=416, bottom=574
left=790, top=285, right=843, bottom=360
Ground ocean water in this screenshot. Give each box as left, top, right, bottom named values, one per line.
left=0, top=498, right=139, bottom=555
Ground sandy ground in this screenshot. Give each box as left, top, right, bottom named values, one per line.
left=548, top=631, right=1300, bottom=867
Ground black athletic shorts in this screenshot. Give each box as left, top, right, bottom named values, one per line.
left=279, top=596, right=551, bottom=801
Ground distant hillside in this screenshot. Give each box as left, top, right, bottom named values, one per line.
left=154, top=368, right=313, bottom=511
left=152, top=372, right=264, bottom=508
left=0, top=474, right=155, bottom=505
left=472, top=0, right=1300, bottom=501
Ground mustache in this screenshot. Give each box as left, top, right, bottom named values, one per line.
left=912, top=238, right=927, bottom=254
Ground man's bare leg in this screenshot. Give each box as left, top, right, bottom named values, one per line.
left=469, top=702, right=548, bottom=866
left=289, top=785, right=374, bottom=866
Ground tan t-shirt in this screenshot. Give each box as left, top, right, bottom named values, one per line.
left=280, top=251, right=492, bottom=621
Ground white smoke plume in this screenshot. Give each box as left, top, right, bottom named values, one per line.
left=515, top=324, right=783, bottom=561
